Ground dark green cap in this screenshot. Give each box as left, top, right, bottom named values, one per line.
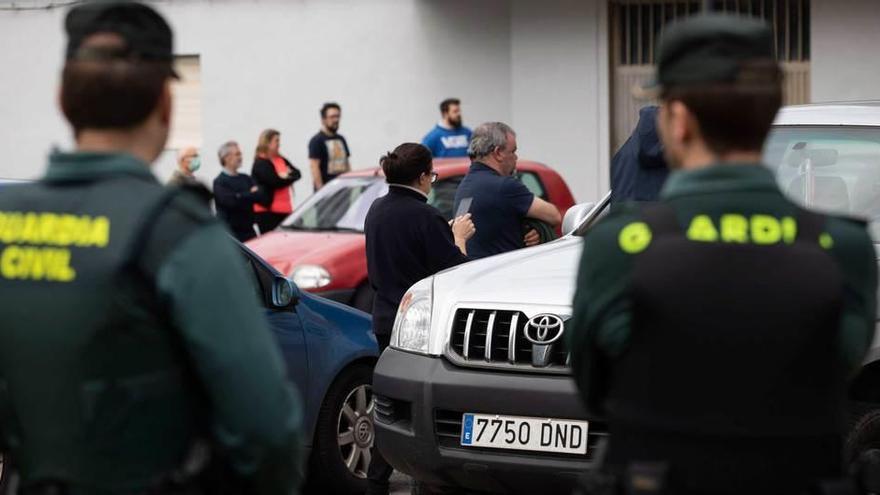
left=642, top=14, right=774, bottom=95
left=65, top=0, right=177, bottom=76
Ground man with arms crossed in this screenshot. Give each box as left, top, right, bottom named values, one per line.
left=453, top=122, right=561, bottom=259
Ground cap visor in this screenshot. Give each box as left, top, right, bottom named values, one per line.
left=632, top=79, right=661, bottom=101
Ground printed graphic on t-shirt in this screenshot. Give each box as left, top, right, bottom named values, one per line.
left=441, top=135, right=469, bottom=150
left=326, top=139, right=350, bottom=175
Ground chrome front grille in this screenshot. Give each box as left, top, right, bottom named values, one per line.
left=446, top=308, right=571, bottom=373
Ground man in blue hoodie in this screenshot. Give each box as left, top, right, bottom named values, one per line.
left=610, top=105, right=669, bottom=203
left=422, top=98, right=472, bottom=158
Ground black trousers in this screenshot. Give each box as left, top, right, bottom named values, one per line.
left=255, top=212, right=288, bottom=234
left=367, top=333, right=394, bottom=495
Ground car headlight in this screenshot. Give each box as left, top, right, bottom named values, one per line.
left=391, top=277, right=433, bottom=355
left=290, top=265, right=332, bottom=289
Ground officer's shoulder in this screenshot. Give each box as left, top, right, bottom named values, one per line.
left=149, top=184, right=216, bottom=241
left=823, top=213, right=874, bottom=256
left=584, top=201, right=644, bottom=243
left=137, top=185, right=226, bottom=273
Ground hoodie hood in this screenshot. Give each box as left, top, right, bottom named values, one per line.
left=635, top=105, right=666, bottom=169
left=610, top=105, right=670, bottom=203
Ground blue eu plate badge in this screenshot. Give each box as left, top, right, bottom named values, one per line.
left=461, top=413, right=475, bottom=445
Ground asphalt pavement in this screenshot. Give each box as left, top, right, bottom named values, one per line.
left=390, top=471, right=412, bottom=494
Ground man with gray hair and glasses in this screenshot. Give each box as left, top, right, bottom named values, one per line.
left=213, top=140, right=261, bottom=241
left=453, top=122, right=562, bottom=258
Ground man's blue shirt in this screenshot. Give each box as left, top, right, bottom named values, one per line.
left=453, top=162, right=535, bottom=259
left=422, top=124, right=472, bottom=158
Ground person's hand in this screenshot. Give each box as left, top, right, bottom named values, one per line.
left=452, top=214, right=476, bottom=242
left=524, top=228, right=540, bottom=247
left=250, top=185, right=259, bottom=193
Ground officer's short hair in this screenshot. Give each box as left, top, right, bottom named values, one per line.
left=661, top=60, right=782, bottom=154
left=468, top=122, right=515, bottom=160
left=60, top=36, right=169, bottom=134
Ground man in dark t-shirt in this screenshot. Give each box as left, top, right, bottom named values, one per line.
left=308, top=102, right=351, bottom=191
left=453, top=122, right=561, bottom=258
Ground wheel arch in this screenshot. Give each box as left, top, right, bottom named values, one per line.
left=850, top=358, right=880, bottom=403
left=308, top=356, right=379, bottom=445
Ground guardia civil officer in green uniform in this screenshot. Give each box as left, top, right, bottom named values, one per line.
left=0, top=3, right=302, bottom=494
left=569, top=14, right=877, bottom=495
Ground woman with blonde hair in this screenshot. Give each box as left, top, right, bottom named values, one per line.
left=251, top=129, right=301, bottom=233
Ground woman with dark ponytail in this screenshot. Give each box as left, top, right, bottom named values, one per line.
left=363, top=143, right=475, bottom=494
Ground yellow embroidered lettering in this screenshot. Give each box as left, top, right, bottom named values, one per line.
left=720, top=214, right=749, bottom=243
left=686, top=215, right=718, bottom=242
left=618, top=222, right=653, bottom=254
left=751, top=215, right=782, bottom=244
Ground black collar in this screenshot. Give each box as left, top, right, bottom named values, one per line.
left=388, top=184, right=428, bottom=203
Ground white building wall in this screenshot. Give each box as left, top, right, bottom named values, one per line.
left=0, top=6, right=70, bottom=180
left=810, top=0, right=880, bottom=103
left=0, top=0, right=606, bottom=202
left=511, top=0, right=609, bottom=202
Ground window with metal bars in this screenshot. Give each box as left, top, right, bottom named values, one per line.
left=614, top=0, right=810, bottom=66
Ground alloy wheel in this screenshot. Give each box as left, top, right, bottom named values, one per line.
left=337, top=384, right=375, bottom=478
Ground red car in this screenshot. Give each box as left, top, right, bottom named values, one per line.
left=245, top=158, right=576, bottom=312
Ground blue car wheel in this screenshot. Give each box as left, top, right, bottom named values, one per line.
left=307, top=363, right=375, bottom=494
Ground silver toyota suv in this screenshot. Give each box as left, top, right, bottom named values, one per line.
left=373, top=102, right=880, bottom=494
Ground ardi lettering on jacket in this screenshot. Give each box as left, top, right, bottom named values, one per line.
left=617, top=213, right=833, bottom=254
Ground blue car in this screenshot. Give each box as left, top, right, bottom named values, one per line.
left=239, top=243, right=380, bottom=494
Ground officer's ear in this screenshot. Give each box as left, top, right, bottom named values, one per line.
left=158, top=80, right=172, bottom=128
left=665, top=100, right=694, bottom=146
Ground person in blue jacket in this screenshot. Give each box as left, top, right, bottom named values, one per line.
left=421, top=98, right=472, bottom=158
left=610, top=105, right=669, bottom=203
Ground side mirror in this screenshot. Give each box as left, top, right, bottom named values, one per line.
left=272, top=276, right=298, bottom=308
left=562, top=202, right=596, bottom=235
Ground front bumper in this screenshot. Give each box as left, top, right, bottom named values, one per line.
left=373, top=348, right=605, bottom=494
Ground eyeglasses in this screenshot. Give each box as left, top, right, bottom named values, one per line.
left=428, top=171, right=439, bottom=183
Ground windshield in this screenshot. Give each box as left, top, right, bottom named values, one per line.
left=763, top=126, right=880, bottom=239
left=281, top=176, right=388, bottom=232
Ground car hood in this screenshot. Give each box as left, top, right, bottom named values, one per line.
left=245, top=229, right=365, bottom=276
left=433, top=236, right=583, bottom=314
left=423, top=236, right=583, bottom=356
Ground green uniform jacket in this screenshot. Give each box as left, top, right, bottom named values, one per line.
left=0, top=153, right=302, bottom=494
left=568, top=163, right=878, bottom=414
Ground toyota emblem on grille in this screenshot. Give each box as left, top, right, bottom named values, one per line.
left=524, top=314, right=565, bottom=345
